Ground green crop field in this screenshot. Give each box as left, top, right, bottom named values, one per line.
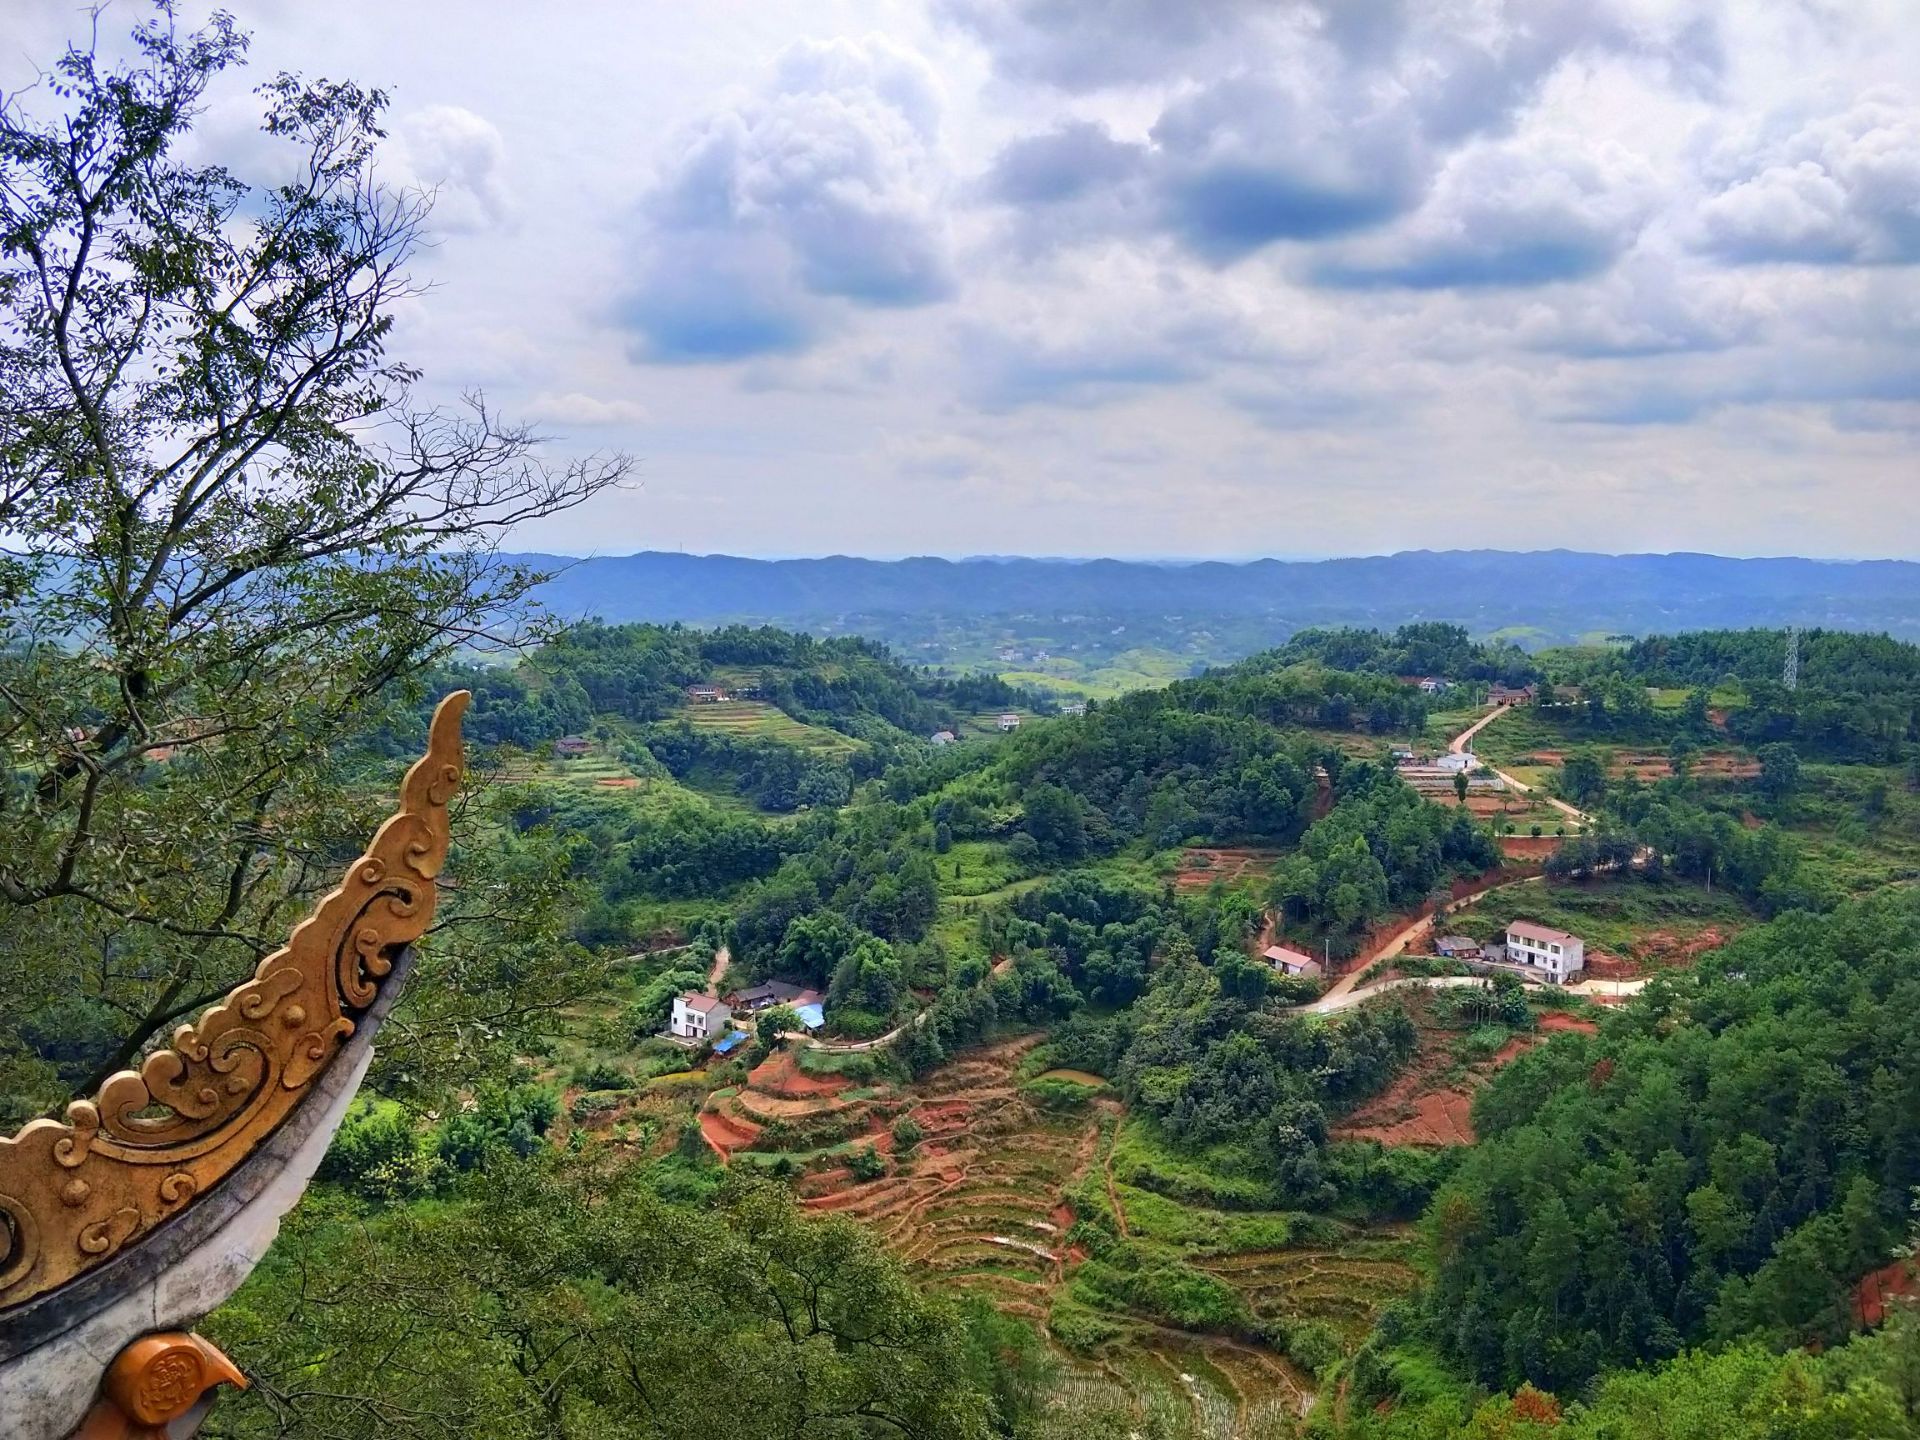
left=679, top=700, right=864, bottom=754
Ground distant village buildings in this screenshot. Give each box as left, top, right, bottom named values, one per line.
left=686, top=684, right=727, bottom=703
left=1488, top=683, right=1539, bottom=706
left=723, top=980, right=823, bottom=1015
left=553, top=735, right=593, bottom=758
left=1060, top=701, right=1088, bottom=717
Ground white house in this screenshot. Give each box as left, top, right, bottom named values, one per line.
left=1060, top=701, right=1088, bottom=717
left=1262, top=944, right=1324, bottom=980
left=1418, top=677, right=1449, bottom=695
left=930, top=730, right=957, bottom=746
left=1503, top=921, right=1585, bottom=984
left=669, top=992, right=732, bottom=1041
left=997, top=713, right=1022, bottom=731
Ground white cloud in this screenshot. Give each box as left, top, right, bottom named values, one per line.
left=389, top=105, right=515, bottom=234
left=1694, top=88, right=1920, bottom=264
left=527, top=392, right=651, bottom=426
left=11, top=0, right=1913, bottom=559
left=617, top=35, right=957, bottom=362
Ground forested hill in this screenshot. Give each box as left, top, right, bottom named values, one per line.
left=508, top=550, right=1920, bottom=641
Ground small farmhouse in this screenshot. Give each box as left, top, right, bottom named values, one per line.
left=669, top=991, right=732, bottom=1040
left=1262, top=943, right=1324, bottom=980
left=930, top=730, right=957, bottom=745
left=1418, top=677, right=1449, bottom=695
left=723, top=980, right=823, bottom=1015
left=686, top=684, right=727, bottom=703
left=997, top=713, right=1021, bottom=731
left=1503, top=920, right=1585, bottom=984
left=553, top=735, right=592, bottom=758
left=1060, top=701, right=1088, bottom=716
left=1488, top=683, right=1538, bottom=706
left=1433, top=935, right=1482, bottom=960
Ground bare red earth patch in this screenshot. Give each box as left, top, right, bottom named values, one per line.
left=1855, top=1258, right=1920, bottom=1327
left=1537, top=1012, right=1599, bottom=1035
left=699, top=1108, right=761, bottom=1159
left=749, top=1049, right=848, bottom=1099
left=1497, top=835, right=1561, bottom=860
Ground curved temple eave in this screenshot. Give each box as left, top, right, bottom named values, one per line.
left=0, top=691, right=469, bottom=1311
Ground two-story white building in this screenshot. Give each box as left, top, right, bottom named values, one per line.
left=1503, top=921, right=1585, bottom=984
left=669, top=992, right=732, bottom=1041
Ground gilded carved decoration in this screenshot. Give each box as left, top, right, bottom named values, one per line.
left=74, top=1332, right=247, bottom=1440
left=0, top=692, right=469, bottom=1309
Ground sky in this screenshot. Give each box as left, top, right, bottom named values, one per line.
left=7, top=0, right=1919, bottom=560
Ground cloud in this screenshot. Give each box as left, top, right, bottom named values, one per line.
left=618, top=36, right=956, bottom=363
left=1308, top=135, right=1658, bottom=290
left=390, top=105, right=514, bottom=233
left=935, top=0, right=1264, bottom=92
left=527, top=392, right=650, bottom=426
left=1151, top=73, right=1429, bottom=259
left=983, top=120, right=1146, bottom=205
left=954, top=322, right=1198, bottom=410
left=1513, top=255, right=1765, bottom=357
left=963, top=0, right=1720, bottom=265
left=1694, top=89, right=1920, bottom=265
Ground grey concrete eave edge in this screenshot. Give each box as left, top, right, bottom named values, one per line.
left=0, top=945, right=417, bottom=1439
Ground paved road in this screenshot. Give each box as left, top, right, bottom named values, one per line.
left=1306, top=971, right=1646, bottom=1016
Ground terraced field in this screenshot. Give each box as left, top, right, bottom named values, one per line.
left=679, top=699, right=865, bottom=754
left=700, top=1037, right=1413, bottom=1437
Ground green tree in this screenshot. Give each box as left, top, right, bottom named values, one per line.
left=0, top=8, right=623, bottom=1106
left=208, top=1161, right=1022, bottom=1438
left=1560, top=751, right=1609, bottom=807
left=1758, top=742, right=1802, bottom=805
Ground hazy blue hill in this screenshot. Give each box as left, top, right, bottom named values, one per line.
left=511, top=549, right=1920, bottom=644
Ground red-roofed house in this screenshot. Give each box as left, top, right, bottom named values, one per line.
left=669, top=992, right=732, bottom=1041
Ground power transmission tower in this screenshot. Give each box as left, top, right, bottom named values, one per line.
left=1783, top=626, right=1799, bottom=692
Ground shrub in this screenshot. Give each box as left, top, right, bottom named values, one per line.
left=568, top=1090, right=625, bottom=1124
left=827, top=1007, right=895, bottom=1041
left=890, top=1115, right=923, bottom=1151
left=848, top=1144, right=887, bottom=1181
left=1281, top=1319, right=1346, bottom=1376
left=1021, top=1075, right=1103, bottom=1110
left=570, top=1061, right=630, bottom=1091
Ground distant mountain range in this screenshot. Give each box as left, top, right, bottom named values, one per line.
left=506, top=550, right=1920, bottom=646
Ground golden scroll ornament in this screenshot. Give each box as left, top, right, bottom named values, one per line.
left=0, top=691, right=469, bottom=1308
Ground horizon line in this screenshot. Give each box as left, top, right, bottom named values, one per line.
left=498, top=546, right=1918, bottom=566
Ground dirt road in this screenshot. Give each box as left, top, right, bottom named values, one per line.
left=1294, top=704, right=1639, bottom=1015
left=1452, top=703, right=1590, bottom=827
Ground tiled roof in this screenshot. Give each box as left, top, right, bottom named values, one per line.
left=1507, top=920, right=1578, bottom=945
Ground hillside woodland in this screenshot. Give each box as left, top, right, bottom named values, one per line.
left=6, top=15, right=1919, bottom=1438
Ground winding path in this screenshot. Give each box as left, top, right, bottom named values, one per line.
left=1297, top=704, right=1641, bottom=1015
left=1452, top=702, right=1590, bottom=827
